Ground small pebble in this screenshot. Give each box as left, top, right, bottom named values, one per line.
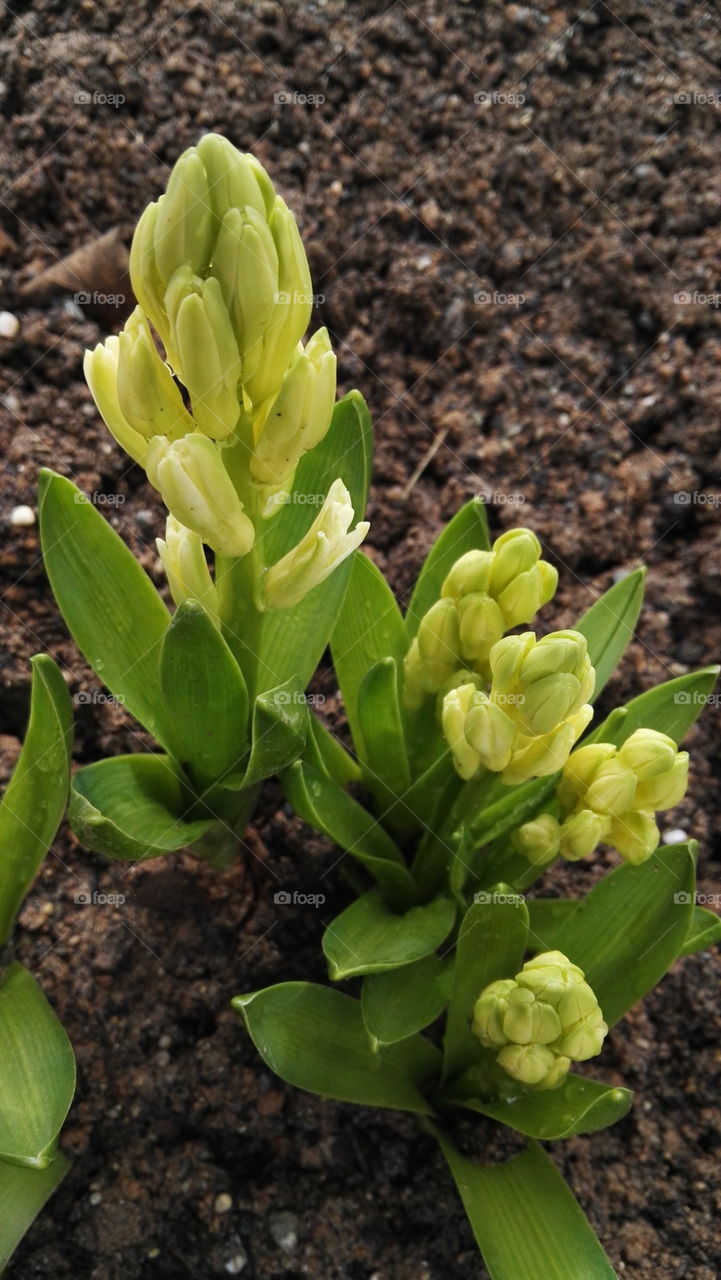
left=214, top=1193, right=233, bottom=1214
left=10, top=505, right=35, bottom=527
left=663, top=828, right=688, bottom=844
left=89, top=1191, right=102, bottom=1206
left=329, top=179, right=343, bottom=197
left=225, top=1251, right=248, bottom=1275
left=269, top=1209, right=298, bottom=1253
left=0, top=310, right=19, bottom=339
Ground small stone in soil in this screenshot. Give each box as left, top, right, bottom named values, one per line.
left=663, top=828, right=688, bottom=844
left=0, top=311, right=19, bottom=338
left=214, top=1192, right=233, bottom=1214
left=10, top=505, right=36, bottom=526
left=269, top=1209, right=298, bottom=1253
left=225, top=1248, right=248, bottom=1275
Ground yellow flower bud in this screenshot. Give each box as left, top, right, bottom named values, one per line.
left=633, top=751, right=689, bottom=812
left=502, top=986, right=561, bottom=1046
left=145, top=434, right=255, bottom=557
left=83, top=338, right=150, bottom=466
left=618, top=728, right=678, bottom=781
left=497, top=1042, right=564, bottom=1088
left=115, top=308, right=195, bottom=441
left=500, top=707, right=592, bottom=786
left=164, top=271, right=241, bottom=440
left=416, top=599, right=461, bottom=688
left=472, top=977, right=516, bottom=1048
left=250, top=328, right=336, bottom=501
left=464, top=693, right=517, bottom=773
left=489, top=528, right=542, bottom=595
left=152, top=149, right=214, bottom=285
left=606, top=809, right=659, bottom=865
left=440, top=549, right=494, bottom=600
left=516, top=950, right=585, bottom=1004
left=512, top=812, right=562, bottom=865
left=558, top=808, right=609, bottom=861
left=262, top=478, right=369, bottom=610
left=195, top=132, right=270, bottom=222
left=583, top=758, right=638, bottom=817
left=243, top=199, right=313, bottom=408
left=441, top=683, right=484, bottom=780
left=457, top=593, right=506, bottom=664
left=156, top=515, right=219, bottom=627
left=558, top=742, right=617, bottom=811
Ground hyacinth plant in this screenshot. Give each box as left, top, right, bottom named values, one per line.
left=38, top=136, right=371, bottom=866
left=0, top=658, right=75, bottom=1273
left=236, top=507, right=721, bottom=1277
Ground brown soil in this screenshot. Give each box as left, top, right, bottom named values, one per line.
left=1, top=1, right=720, bottom=1277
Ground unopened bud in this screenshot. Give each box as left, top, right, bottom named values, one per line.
left=634, top=751, right=689, bottom=812
left=558, top=808, right=609, bottom=861
left=607, top=809, right=659, bottom=865
left=583, top=758, right=638, bottom=817
left=512, top=812, right=562, bottom=864
left=157, top=515, right=219, bottom=626
left=441, top=683, right=484, bottom=780
left=263, top=478, right=368, bottom=610
left=441, top=549, right=494, bottom=600
left=250, top=328, right=336, bottom=500
left=618, top=728, right=678, bottom=781
left=115, top=308, right=194, bottom=441
left=464, top=693, right=517, bottom=773
left=145, top=434, right=255, bottom=557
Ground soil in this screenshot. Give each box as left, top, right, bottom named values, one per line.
left=1, top=1, right=720, bottom=1277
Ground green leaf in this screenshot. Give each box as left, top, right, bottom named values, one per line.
left=256, top=391, right=373, bottom=692
left=0, top=964, right=75, bottom=1168
left=361, top=954, right=450, bottom=1048
left=591, top=666, right=720, bottom=747
left=0, top=656, right=72, bottom=945
left=405, top=498, right=490, bottom=639
left=331, top=551, right=407, bottom=753
left=38, top=469, right=173, bottom=748
left=575, top=569, right=645, bottom=697
left=552, top=843, right=696, bottom=1025
left=0, top=1151, right=70, bottom=1273
left=526, top=898, right=579, bottom=951
left=70, top=755, right=215, bottom=861
left=679, top=905, right=721, bottom=957
left=322, top=889, right=456, bottom=981
left=447, top=1072, right=632, bottom=1140
left=303, top=715, right=362, bottom=788
left=234, top=982, right=440, bottom=1113
left=357, top=658, right=412, bottom=814
left=284, top=761, right=417, bottom=907
left=239, top=677, right=309, bottom=789
left=159, top=601, right=249, bottom=790
left=467, top=775, right=559, bottom=855
left=443, top=892, right=528, bottom=1081
left=435, top=1131, right=619, bottom=1280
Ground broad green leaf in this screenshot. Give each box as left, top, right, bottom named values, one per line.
left=322, top=888, right=456, bottom=980
left=70, top=755, right=215, bottom=861
left=159, top=601, right=249, bottom=790
left=443, top=892, right=528, bottom=1081
left=0, top=1151, right=70, bottom=1273
left=357, top=658, right=412, bottom=816
left=331, top=551, right=407, bottom=752
left=284, top=761, right=417, bottom=907
left=575, top=569, right=645, bottom=697
left=0, top=964, right=75, bottom=1168
left=446, top=1072, right=632, bottom=1140
left=435, top=1131, right=619, bottom=1280
left=239, top=677, right=309, bottom=789
left=552, top=843, right=696, bottom=1025
left=361, top=954, right=450, bottom=1048
left=679, top=905, right=721, bottom=957
left=38, top=469, right=173, bottom=747
left=255, top=391, right=373, bottom=693
left=0, top=656, right=72, bottom=944
left=526, top=898, right=578, bottom=951
left=234, top=982, right=440, bottom=1113
left=303, top=715, right=362, bottom=787
left=405, top=498, right=490, bottom=639
left=591, top=666, right=720, bottom=747
left=466, top=775, right=559, bottom=855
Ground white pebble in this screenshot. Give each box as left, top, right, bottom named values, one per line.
left=225, top=1249, right=248, bottom=1274
left=663, top=827, right=688, bottom=845
left=0, top=311, right=19, bottom=339
left=214, top=1193, right=233, bottom=1214
left=10, top=505, right=35, bottom=527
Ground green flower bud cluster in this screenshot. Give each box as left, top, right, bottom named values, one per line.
left=442, top=629, right=594, bottom=784
left=513, top=728, right=689, bottom=866
left=403, top=531, right=558, bottom=710
left=84, top=135, right=366, bottom=610
left=472, top=950, right=608, bottom=1090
